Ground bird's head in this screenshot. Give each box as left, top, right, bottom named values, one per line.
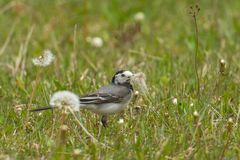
left=112, top=70, right=134, bottom=85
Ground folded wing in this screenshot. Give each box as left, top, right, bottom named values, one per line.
left=80, top=93, right=123, bottom=104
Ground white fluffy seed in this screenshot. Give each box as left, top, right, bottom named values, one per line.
left=50, top=91, right=80, bottom=111
left=32, top=49, right=54, bottom=67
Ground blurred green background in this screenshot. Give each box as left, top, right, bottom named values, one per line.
left=0, top=0, right=240, bottom=159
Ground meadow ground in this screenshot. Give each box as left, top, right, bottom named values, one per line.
left=0, top=0, right=240, bottom=159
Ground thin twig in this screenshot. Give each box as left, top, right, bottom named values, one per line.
left=28, top=70, right=43, bottom=110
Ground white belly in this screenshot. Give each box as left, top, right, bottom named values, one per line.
left=81, top=103, right=128, bottom=115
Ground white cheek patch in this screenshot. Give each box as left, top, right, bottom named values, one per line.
left=123, top=71, right=133, bottom=77
left=115, top=75, right=125, bottom=84
left=115, top=71, right=133, bottom=84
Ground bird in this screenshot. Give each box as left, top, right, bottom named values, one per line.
left=30, top=70, right=134, bottom=127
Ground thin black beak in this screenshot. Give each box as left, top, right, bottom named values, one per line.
left=128, top=74, right=134, bottom=78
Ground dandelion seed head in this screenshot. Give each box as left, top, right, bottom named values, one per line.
left=172, top=98, right=178, bottom=105
left=131, top=72, right=148, bottom=94
left=32, top=49, right=54, bottom=67
left=50, top=91, right=80, bottom=111
left=134, top=12, right=145, bottom=22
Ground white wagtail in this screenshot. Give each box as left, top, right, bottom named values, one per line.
left=31, top=70, right=134, bottom=127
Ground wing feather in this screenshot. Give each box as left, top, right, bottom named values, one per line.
left=80, top=93, right=122, bottom=104
left=80, top=83, right=130, bottom=104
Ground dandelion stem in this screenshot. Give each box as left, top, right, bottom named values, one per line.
left=26, top=69, right=42, bottom=129
left=69, top=109, right=108, bottom=147
left=28, top=70, right=42, bottom=110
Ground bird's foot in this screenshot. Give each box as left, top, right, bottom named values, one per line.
left=101, top=115, right=108, bottom=128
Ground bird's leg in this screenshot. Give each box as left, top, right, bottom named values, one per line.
left=101, top=115, right=108, bottom=127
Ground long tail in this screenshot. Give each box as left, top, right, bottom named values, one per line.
left=30, top=106, right=52, bottom=112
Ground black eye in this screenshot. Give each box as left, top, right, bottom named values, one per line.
left=121, top=74, right=125, bottom=77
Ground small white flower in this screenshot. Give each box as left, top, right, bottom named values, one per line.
left=60, top=124, right=68, bottom=131
left=73, top=149, right=81, bottom=156
left=87, top=37, right=103, bottom=48
left=134, top=90, right=139, bottom=95
left=190, top=103, right=194, bottom=107
left=172, top=98, right=178, bottom=105
left=32, top=49, right=54, bottom=67
left=16, top=107, right=22, bottom=112
left=134, top=12, right=145, bottom=22
left=50, top=91, right=80, bottom=111
left=16, top=107, right=22, bottom=113
left=228, top=118, right=233, bottom=123
left=14, top=104, right=24, bottom=113
left=193, top=111, right=199, bottom=117
left=118, top=118, right=124, bottom=124
left=220, top=59, right=225, bottom=64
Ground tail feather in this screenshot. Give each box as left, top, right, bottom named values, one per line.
left=30, top=106, right=52, bottom=112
